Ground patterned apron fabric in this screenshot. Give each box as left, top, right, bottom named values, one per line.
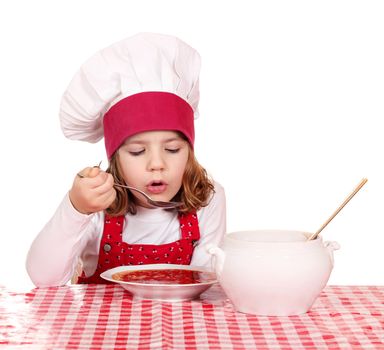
left=77, top=211, right=200, bottom=284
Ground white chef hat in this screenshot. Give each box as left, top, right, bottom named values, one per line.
left=59, top=32, right=201, bottom=158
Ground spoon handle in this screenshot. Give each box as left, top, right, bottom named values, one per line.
left=307, top=178, right=368, bottom=241
left=114, top=183, right=182, bottom=208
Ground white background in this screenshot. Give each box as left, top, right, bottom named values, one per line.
left=0, top=0, right=383, bottom=291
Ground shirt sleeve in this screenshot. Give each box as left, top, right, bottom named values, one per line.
left=26, top=193, right=99, bottom=287
left=190, top=181, right=227, bottom=269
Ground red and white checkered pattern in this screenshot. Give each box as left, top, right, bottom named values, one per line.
left=1, top=284, right=383, bottom=349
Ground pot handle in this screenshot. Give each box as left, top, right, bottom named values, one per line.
left=206, top=244, right=225, bottom=278
left=324, top=241, right=340, bottom=266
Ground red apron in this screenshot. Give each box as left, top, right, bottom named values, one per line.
left=77, top=211, right=200, bottom=284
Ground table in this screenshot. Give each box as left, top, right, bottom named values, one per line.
left=0, top=284, right=383, bottom=349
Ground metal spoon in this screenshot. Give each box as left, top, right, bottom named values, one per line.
left=113, top=183, right=183, bottom=209
left=77, top=165, right=182, bottom=209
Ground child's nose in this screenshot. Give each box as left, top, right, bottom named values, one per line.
left=147, top=152, right=165, bottom=171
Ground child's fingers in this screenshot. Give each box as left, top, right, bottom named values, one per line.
left=70, top=174, right=116, bottom=214
left=70, top=168, right=115, bottom=214
left=84, top=187, right=116, bottom=213
left=88, top=166, right=101, bottom=178
left=93, top=173, right=115, bottom=195
left=78, top=166, right=100, bottom=179
left=98, top=187, right=117, bottom=208
left=77, top=169, right=109, bottom=189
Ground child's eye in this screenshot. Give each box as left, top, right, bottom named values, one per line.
left=165, top=148, right=180, bottom=153
left=129, top=150, right=145, bottom=156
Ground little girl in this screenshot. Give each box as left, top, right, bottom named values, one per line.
left=26, top=33, right=226, bottom=287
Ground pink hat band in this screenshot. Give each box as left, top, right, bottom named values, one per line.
left=103, top=91, right=195, bottom=159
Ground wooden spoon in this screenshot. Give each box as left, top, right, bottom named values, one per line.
left=307, top=178, right=368, bottom=241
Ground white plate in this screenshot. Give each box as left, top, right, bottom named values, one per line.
left=100, top=264, right=218, bottom=301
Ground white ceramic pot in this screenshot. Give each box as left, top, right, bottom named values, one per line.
left=207, top=230, right=340, bottom=316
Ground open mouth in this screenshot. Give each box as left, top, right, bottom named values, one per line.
left=147, top=180, right=167, bottom=194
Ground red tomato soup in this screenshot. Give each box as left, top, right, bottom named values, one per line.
left=112, top=269, right=216, bottom=284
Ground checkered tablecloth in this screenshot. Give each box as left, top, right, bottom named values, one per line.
left=0, top=284, right=383, bottom=349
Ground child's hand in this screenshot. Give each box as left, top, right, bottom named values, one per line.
left=69, top=167, right=116, bottom=214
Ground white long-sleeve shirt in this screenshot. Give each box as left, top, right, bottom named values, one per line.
left=26, top=182, right=226, bottom=287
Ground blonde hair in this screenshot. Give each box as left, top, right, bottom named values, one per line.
left=105, top=145, right=214, bottom=216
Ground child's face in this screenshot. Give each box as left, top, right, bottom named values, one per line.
left=117, top=130, right=189, bottom=208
